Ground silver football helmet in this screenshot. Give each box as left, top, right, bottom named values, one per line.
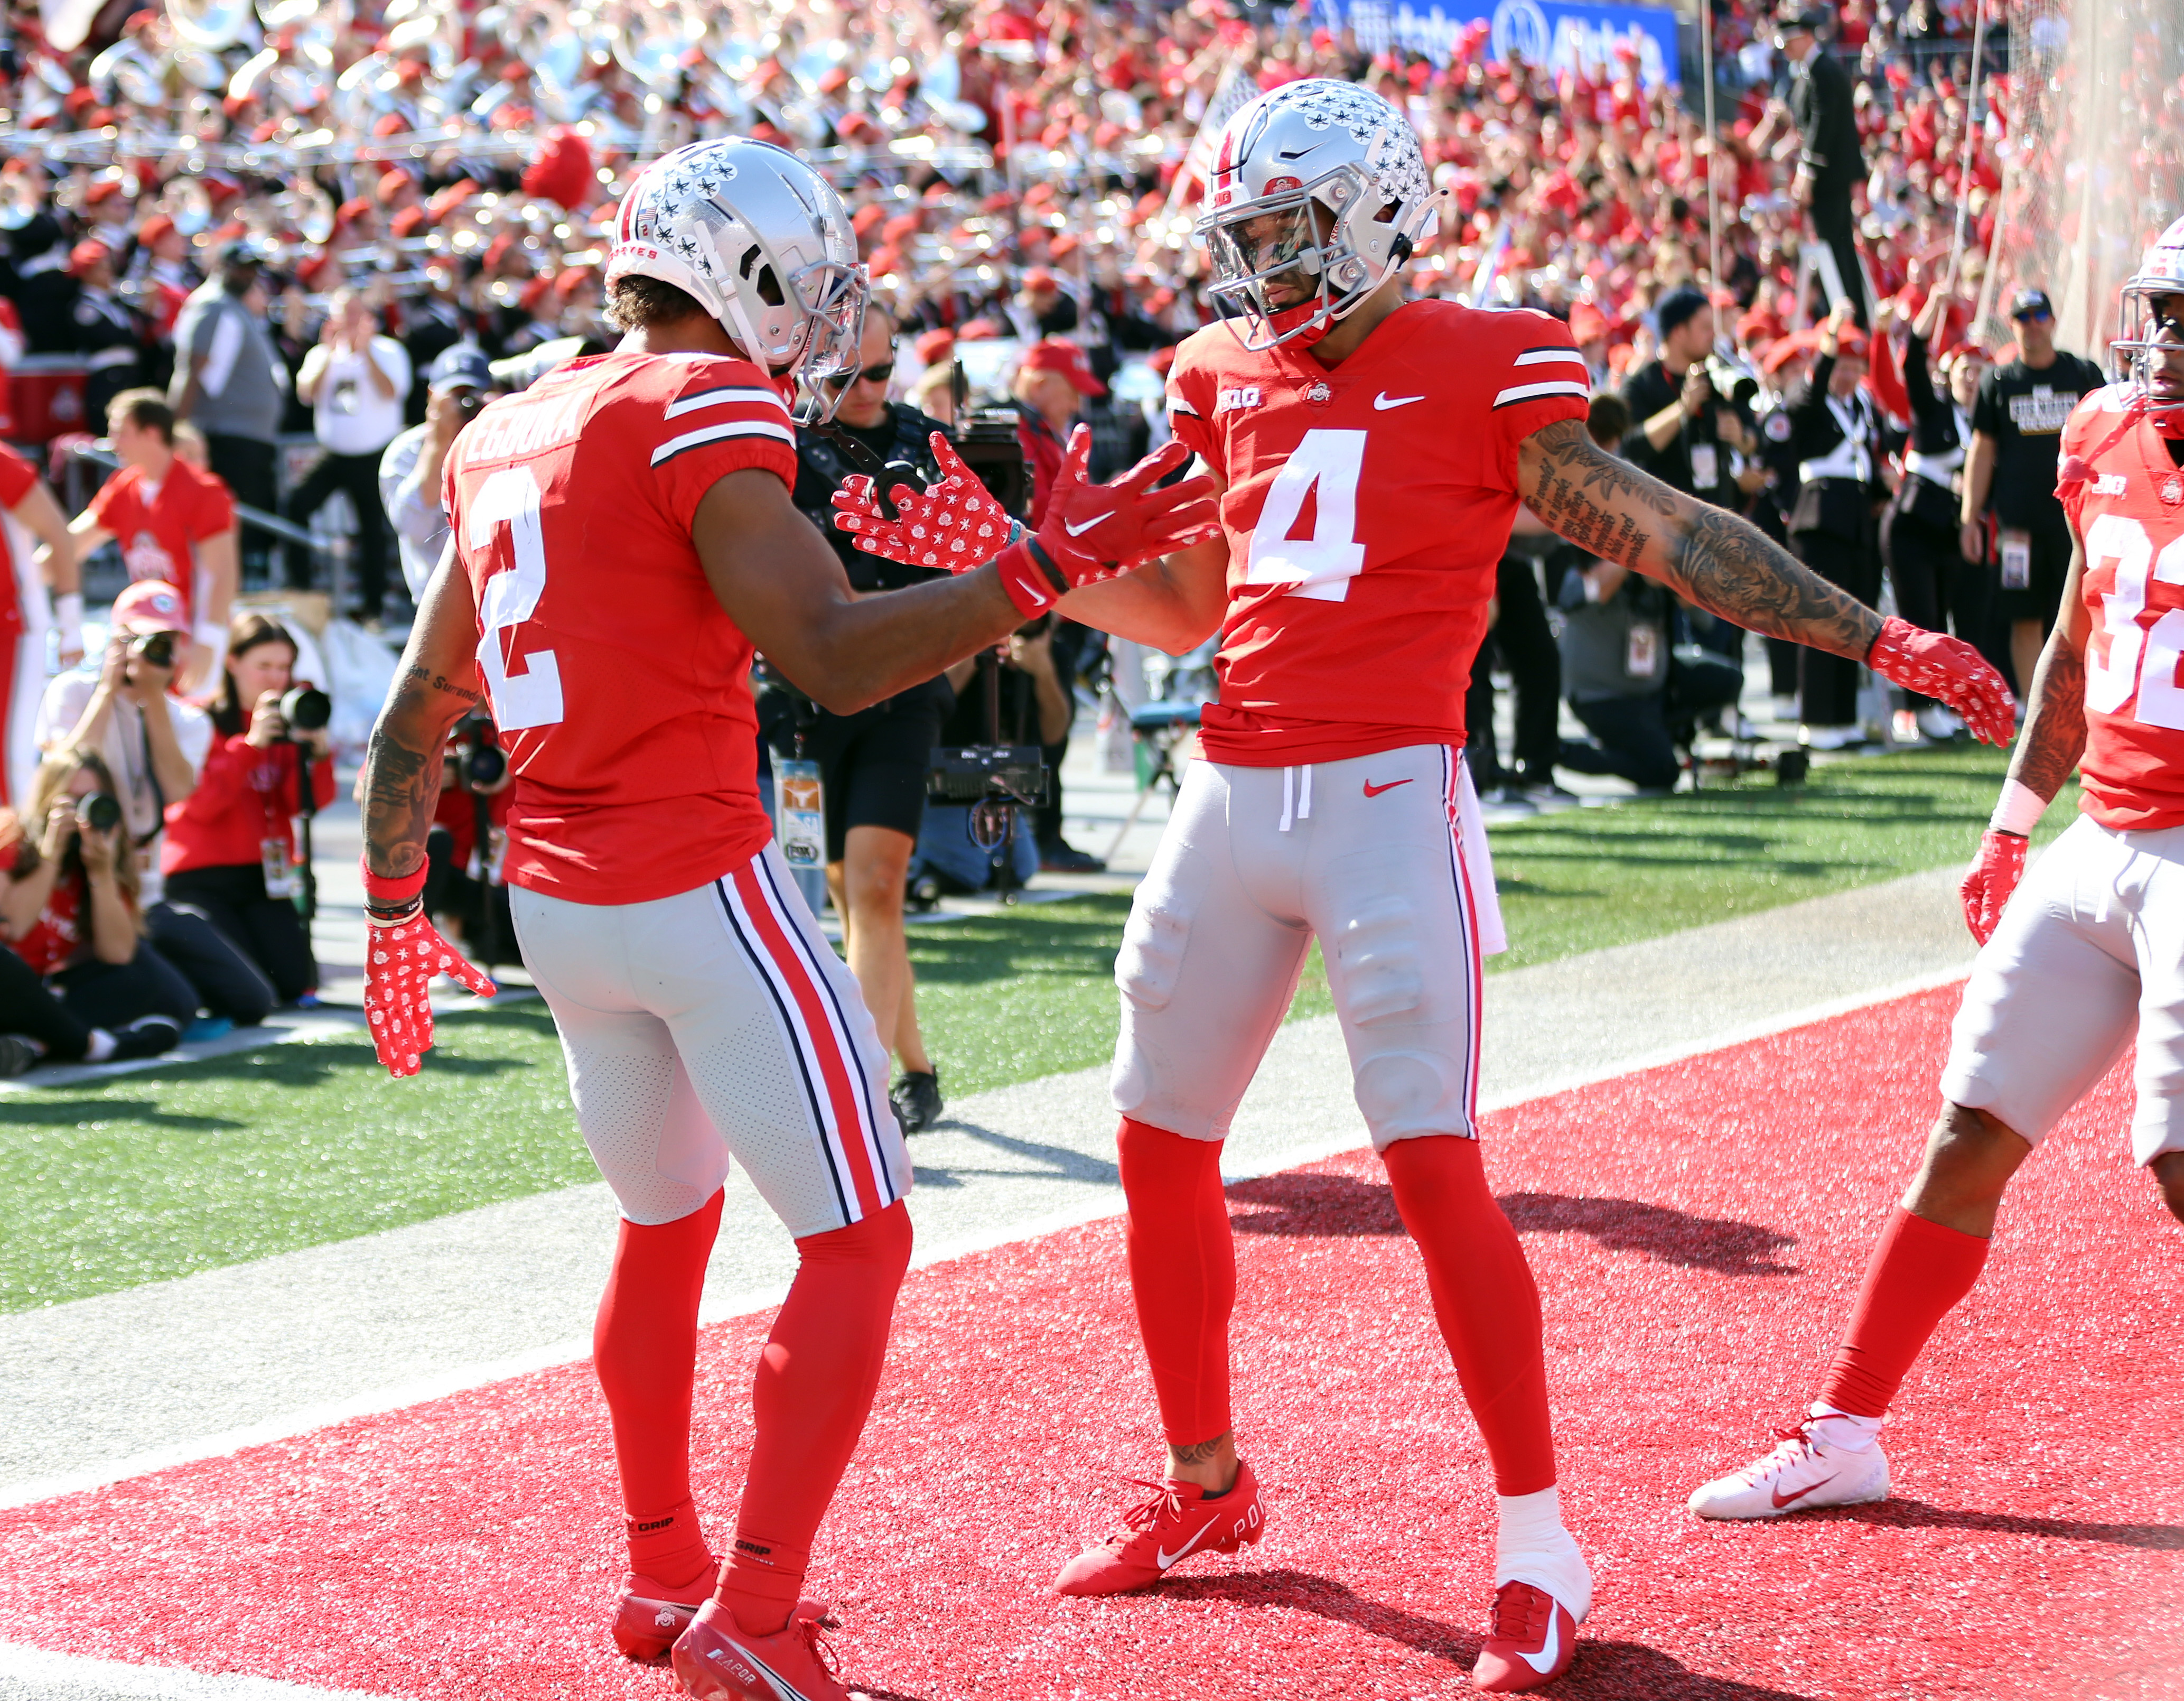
left=2114, top=215, right=2184, bottom=419
left=1195, top=79, right=1443, bottom=351
left=608, top=137, right=866, bottom=420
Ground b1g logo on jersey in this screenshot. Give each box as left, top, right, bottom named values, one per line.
left=2094, top=473, right=2130, bottom=496
left=1217, top=385, right=1263, bottom=413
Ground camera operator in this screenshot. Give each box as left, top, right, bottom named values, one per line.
left=34, top=581, right=274, bottom=1027
left=912, top=616, right=1075, bottom=896
left=2, top=747, right=194, bottom=1049
left=777, top=304, right=954, bottom=1133
left=1621, top=287, right=1759, bottom=515
left=161, top=614, right=335, bottom=1005
left=380, top=344, right=496, bottom=603
left=424, top=710, right=514, bottom=961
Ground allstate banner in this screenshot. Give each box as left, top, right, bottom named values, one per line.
left=1315, top=0, right=1683, bottom=88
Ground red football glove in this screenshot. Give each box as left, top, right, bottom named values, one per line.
left=1868, top=616, right=2015, bottom=746
left=833, top=426, right=1221, bottom=617
left=361, top=857, right=495, bottom=1077
left=1958, top=829, right=2028, bottom=945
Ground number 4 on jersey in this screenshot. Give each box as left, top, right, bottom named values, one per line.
left=1245, top=428, right=1366, bottom=603
left=468, top=464, right=565, bottom=731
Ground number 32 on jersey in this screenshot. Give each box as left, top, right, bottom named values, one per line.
left=1245, top=429, right=1367, bottom=603
left=466, top=464, right=565, bottom=731
left=2084, top=511, right=2184, bottom=729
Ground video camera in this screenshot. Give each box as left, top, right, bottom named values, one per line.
left=1705, top=352, right=1763, bottom=411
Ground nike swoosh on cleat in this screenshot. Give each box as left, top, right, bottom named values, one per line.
left=1516, top=1606, right=1564, bottom=1675
left=1771, top=1479, right=1831, bottom=1509
left=1063, top=510, right=1116, bottom=536
left=1155, top=1521, right=1220, bottom=1569
left=1373, top=393, right=1425, bottom=410
left=1362, top=778, right=1412, bottom=796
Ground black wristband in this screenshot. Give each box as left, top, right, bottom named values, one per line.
left=1023, top=534, right=1070, bottom=596
left=366, top=896, right=425, bottom=927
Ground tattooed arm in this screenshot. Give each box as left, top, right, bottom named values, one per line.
left=361, top=541, right=482, bottom=879
left=2005, top=524, right=2089, bottom=802
left=1516, top=416, right=1882, bottom=660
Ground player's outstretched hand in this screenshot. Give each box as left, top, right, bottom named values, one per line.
left=364, top=911, right=496, bottom=1078
left=1038, top=426, right=1221, bottom=581
left=1867, top=617, right=2015, bottom=746
left=831, top=433, right=1014, bottom=571
left=1958, top=829, right=2028, bottom=945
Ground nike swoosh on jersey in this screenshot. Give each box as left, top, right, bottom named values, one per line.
left=1063, top=510, right=1116, bottom=536
left=1155, top=1521, right=1219, bottom=1570
left=1363, top=778, right=1413, bottom=796
left=1373, top=392, right=1425, bottom=410
left=1517, top=1604, right=1564, bottom=1675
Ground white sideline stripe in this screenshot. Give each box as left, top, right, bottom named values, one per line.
left=1492, top=378, right=1591, bottom=406
left=661, top=384, right=790, bottom=421
left=647, top=419, right=795, bottom=464
left=0, top=964, right=1969, bottom=1515
left=0, top=1643, right=391, bottom=1700
left=1510, top=347, right=1591, bottom=368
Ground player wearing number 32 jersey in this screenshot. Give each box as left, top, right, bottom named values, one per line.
left=836, top=78, right=2012, bottom=1693
left=1692, top=217, right=2184, bottom=1535
left=355, top=137, right=1217, bottom=1701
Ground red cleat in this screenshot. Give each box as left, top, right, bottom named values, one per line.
left=611, top=1566, right=714, bottom=1661
left=1053, top=1461, right=1266, bottom=1596
left=670, top=1598, right=848, bottom=1701
left=1474, top=1581, right=1581, bottom=1692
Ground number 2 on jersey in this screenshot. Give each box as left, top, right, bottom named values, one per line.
left=467, top=464, right=565, bottom=731
left=2084, top=512, right=2184, bottom=731
left=1245, top=429, right=1366, bottom=602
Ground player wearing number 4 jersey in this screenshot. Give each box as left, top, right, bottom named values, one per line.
left=356, top=138, right=1216, bottom=1701
left=835, top=79, right=2011, bottom=1693
left=1692, top=217, right=2184, bottom=1529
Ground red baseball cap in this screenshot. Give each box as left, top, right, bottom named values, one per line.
left=113, top=580, right=188, bottom=635
left=1021, top=338, right=1104, bottom=396
left=67, top=240, right=109, bottom=278
left=1023, top=266, right=1059, bottom=292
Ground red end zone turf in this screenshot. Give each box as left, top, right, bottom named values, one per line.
left=3, top=983, right=2180, bottom=1700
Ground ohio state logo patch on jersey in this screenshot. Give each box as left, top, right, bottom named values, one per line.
left=2163, top=472, right=2184, bottom=507
left=1301, top=380, right=1334, bottom=407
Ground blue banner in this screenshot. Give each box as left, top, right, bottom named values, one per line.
left=1315, top=0, right=1683, bottom=88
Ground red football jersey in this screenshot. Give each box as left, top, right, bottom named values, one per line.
left=0, top=444, right=34, bottom=638
left=82, top=457, right=234, bottom=622
left=443, top=350, right=797, bottom=905
left=1166, top=300, right=1591, bottom=765
left=2058, top=385, right=2184, bottom=832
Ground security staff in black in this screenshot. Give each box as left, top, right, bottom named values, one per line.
left=1777, top=5, right=1869, bottom=328
left=1783, top=306, right=1889, bottom=740
left=776, top=308, right=953, bottom=1134
left=1882, top=293, right=1985, bottom=733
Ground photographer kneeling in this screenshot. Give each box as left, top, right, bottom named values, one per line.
left=774, top=306, right=954, bottom=1133
left=161, top=614, right=335, bottom=1005
left=1, top=748, right=194, bottom=1053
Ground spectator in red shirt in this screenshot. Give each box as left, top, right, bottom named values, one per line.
left=161, top=614, right=335, bottom=1006
left=1010, top=338, right=1104, bottom=526
left=68, top=390, right=239, bottom=691
left=2, top=747, right=194, bottom=1051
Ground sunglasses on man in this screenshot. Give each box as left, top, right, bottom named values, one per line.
left=823, top=359, right=896, bottom=389
left=2012, top=307, right=2053, bottom=324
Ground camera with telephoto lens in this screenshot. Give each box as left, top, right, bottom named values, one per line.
left=277, top=685, right=332, bottom=735
left=1705, top=352, right=1762, bottom=410
left=81, top=792, right=123, bottom=835
left=444, top=709, right=508, bottom=793
left=132, top=630, right=177, bottom=671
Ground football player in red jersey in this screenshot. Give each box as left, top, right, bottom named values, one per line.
left=0, top=442, right=77, bottom=805
left=354, top=138, right=1216, bottom=1701
left=838, top=80, right=2010, bottom=1691
left=1692, top=221, right=2184, bottom=1524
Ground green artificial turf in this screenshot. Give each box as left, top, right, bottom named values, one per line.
left=0, top=743, right=2073, bottom=1312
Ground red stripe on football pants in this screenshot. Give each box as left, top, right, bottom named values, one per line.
left=1118, top=1118, right=1237, bottom=1447
left=1818, top=1206, right=1990, bottom=1418
left=1383, top=1135, right=1558, bottom=1497
left=719, top=1200, right=913, bottom=1636
left=594, top=1187, right=725, bottom=1584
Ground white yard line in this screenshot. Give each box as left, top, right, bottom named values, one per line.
left=0, top=1646, right=392, bottom=1701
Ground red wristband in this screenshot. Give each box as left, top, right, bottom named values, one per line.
left=992, top=537, right=1062, bottom=617
left=361, top=858, right=428, bottom=905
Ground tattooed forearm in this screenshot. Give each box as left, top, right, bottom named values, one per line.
left=1518, top=417, right=1883, bottom=661
left=360, top=722, right=441, bottom=879
left=2006, top=629, right=2087, bottom=800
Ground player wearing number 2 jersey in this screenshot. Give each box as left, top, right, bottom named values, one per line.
left=355, top=138, right=1216, bottom=1701
left=1691, top=217, right=2184, bottom=1535
left=838, top=79, right=2010, bottom=1693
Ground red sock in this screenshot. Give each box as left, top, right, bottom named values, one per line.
left=1383, top=1137, right=1556, bottom=1497
left=1818, top=1207, right=1990, bottom=1419
left=1117, top=1118, right=1235, bottom=1449
left=594, top=1189, right=724, bottom=1584
left=717, top=1200, right=913, bottom=1637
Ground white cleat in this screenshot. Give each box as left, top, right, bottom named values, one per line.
left=1688, top=1423, right=1890, bottom=1520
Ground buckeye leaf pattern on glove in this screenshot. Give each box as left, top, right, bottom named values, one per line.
left=1958, top=829, right=2028, bottom=946
left=830, top=434, right=1013, bottom=572
left=365, top=913, right=496, bottom=1078
left=1868, top=616, right=2015, bottom=746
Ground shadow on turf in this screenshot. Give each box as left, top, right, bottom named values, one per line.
left=1161, top=1568, right=1819, bottom=1698
left=1224, top=1173, right=1798, bottom=1276
left=1827, top=1498, right=2184, bottom=1549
